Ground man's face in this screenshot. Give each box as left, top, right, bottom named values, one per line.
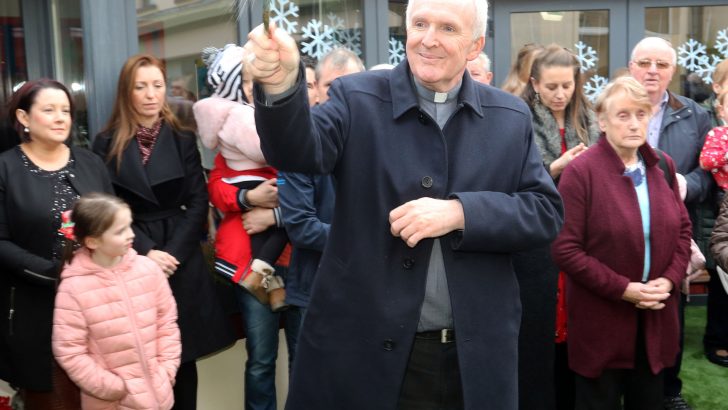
left=305, top=67, right=318, bottom=107
left=316, top=60, right=362, bottom=103
left=629, top=42, right=675, bottom=99
left=466, top=59, right=492, bottom=85
left=406, top=0, right=484, bottom=92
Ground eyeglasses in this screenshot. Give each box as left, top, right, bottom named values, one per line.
left=633, top=59, right=672, bottom=70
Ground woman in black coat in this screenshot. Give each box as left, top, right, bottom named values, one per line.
left=92, top=54, right=235, bottom=410
left=0, top=79, right=113, bottom=409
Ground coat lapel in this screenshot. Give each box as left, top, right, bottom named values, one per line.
left=145, top=124, right=185, bottom=187
left=113, top=135, right=158, bottom=204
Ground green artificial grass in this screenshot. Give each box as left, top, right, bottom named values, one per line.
left=681, top=305, right=728, bottom=409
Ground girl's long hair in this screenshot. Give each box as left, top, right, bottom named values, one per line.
left=521, top=44, right=593, bottom=145
left=101, top=54, right=184, bottom=171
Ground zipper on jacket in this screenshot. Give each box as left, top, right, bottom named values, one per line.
left=8, top=287, right=15, bottom=336
left=116, top=270, right=161, bottom=408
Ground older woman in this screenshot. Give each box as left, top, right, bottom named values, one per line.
left=552, top=76, right=692, bottom=409
left=0, top=79, right=113, bottom=409
left=92, top=54, right=235, bottom=410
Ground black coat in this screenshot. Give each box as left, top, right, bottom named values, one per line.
left=254, top=62, right=564, bottom=410
left=93, top=124, right=235, bottom=362
left=0, top=146, right=113, bottom=390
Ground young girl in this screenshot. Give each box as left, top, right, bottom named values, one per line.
left=700, top=89, right=728, bottom=190
left=52, top=193, right=181, bottom=409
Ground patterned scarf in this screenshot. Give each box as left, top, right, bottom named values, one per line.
left=136, top=120, right=162, bottom=165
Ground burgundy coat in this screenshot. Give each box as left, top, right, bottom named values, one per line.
left=552, top=137, right=692, bottom=377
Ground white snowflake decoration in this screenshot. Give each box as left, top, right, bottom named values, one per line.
left=388, top=37, right=405, bottom=66
left=574, top=41, right=598, bottom=73
left=694, top=54, right=723, bottom=84
left=326, top=13, right=345, bottom=32
left=677, top=38, right=708, bottom=72
left=583, top=75, right=608, bottom=103
left=336, top=27, right=362, bottom=56
left=301, top=19, right=334, bottom=60
left=326, top=13, right=362, bottom=56
left=716, top=29, right=728, bottom=58
left=270, top=0, right=299, bottom=34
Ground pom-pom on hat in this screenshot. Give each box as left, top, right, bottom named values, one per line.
left=202, top=44, right=246, bottom=104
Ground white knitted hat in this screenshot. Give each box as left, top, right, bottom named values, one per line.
left=202, top=44, right=246, bottom=103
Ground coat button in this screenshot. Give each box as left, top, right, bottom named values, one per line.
left=403, top=258, right=415, bottom=269
left=418, top=112, right=428, bottom=124
left=382, top=339, right=395, bottom=351
left=421, top=176, right=433, bottom=188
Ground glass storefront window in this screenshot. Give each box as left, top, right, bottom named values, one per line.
left=0, top=0, right=27, bottom=115
left=282, top=0, right=364, bottom=64
left=510, top=10, right=610, bottom=102
left=388, top=1, right=406, bottom=66
left=51, top=0, right=86, bottom=145
left=137, top=0, right=239, bottom=103
left=646, top=6, right=728, bottom=103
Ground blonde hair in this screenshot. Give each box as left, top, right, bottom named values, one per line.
left=502, top=43, right=543, bottom=96
left=713, top=59, right=728, bottom=88
left=594, top=76, right=652, bottom=118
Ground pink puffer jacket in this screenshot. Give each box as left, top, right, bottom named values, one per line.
left=53, top=248, right=180, bottom=410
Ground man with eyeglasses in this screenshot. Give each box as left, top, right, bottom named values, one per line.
left=629, top=36, right=713, bottom=410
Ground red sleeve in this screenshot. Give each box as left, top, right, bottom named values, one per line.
left=700, top=127, right=728, bottom=171
left=208, top=153, right=243, bottom=213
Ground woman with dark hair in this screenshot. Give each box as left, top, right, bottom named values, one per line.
left=92, top=54, right=235, bottom=410
left=0, top=78, right=113, bottom=409
left=552, top=76, right=691, bottom=410
left=515, top=44, right=601, bottom=410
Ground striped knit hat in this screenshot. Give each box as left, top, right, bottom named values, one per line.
left=202, top=44, right=246, bottom=103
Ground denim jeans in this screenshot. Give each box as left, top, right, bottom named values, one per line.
left=235, top=267, right=299, bottom=410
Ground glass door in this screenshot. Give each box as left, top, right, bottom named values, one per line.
left=492, top=0, right=627, bottom=98
left=628, top=0, right=728, bottom=102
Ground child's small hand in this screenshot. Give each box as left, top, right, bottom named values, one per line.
left=147, top=250, right=180, bottom=276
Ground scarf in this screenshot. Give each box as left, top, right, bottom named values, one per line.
left=531, top=101, right=601, bottom=169
left=136, top=120, right=162, bottom=165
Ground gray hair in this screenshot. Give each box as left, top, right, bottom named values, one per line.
left=315, top=47, right=365, bottom=82
left=631, top=36, right=677, bottom=65
left=406, top=0, right=488, bottom=40
left=476, top=52, right=491, bottom=72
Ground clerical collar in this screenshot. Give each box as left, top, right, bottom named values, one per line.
left=413, top=79, right=461, bottom=104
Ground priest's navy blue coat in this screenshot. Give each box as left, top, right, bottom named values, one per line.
left=254, top=61, right=564, bottom=410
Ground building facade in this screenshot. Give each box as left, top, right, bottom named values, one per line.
left=2, top=0, right=728, bottom=140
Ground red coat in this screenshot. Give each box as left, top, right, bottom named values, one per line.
left=207, top=154, right=289, bottom=283
left=551, top=137, right=692, bottom=377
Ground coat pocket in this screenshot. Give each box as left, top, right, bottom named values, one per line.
left=152, top=364, right=175, bottom=410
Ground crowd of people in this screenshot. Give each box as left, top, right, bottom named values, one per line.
left=1, top=0, right=727, bottom=409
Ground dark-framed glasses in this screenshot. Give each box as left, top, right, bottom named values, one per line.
left=634, top=59, right=672, bottom=70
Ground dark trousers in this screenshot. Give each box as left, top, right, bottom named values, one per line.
left=663, top=294, right=686, bottom=397
left=397, top=333, right=464, bottom=410
left=172, top=361, right=198, bottom=410
left=704, top=269, right=728, bottom=351
left=574, top=321, right=663, bottom=410
left=555, top=342, right=575, bottom=410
